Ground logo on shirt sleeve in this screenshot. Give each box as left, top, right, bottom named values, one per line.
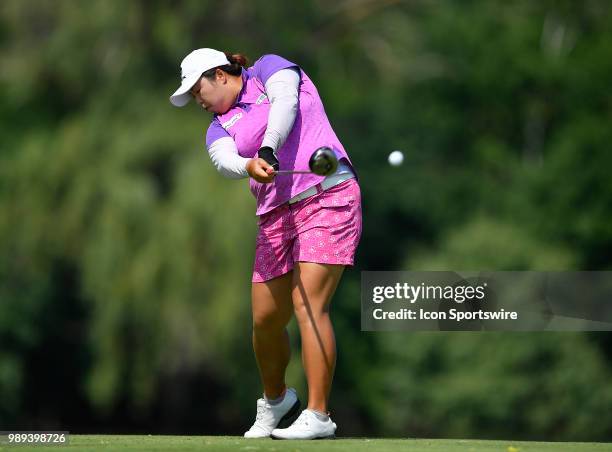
left=221, top=112, right=243, bottom=130
left=255, top=94, right=268, bottom=105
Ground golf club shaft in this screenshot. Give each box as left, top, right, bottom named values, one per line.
left=275, top=170, right=313, bottom=174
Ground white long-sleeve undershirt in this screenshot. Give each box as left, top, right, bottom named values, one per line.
left=260, top=68, right=300, bottom=151
left=207, top=68, right=301, bottom=179
left=207, top=136, right=250, bottom=179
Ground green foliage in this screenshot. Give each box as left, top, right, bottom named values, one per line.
left=365, top=333, right=612, bottom=441
left=0, top=91, right=256, bottom=416
left=408, top=216, right=576, bottom=270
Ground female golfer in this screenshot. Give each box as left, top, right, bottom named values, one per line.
left=170, top=48, right=361, bottom=440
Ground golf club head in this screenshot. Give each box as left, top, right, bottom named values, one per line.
left=309, top=147, right=338, bottom=176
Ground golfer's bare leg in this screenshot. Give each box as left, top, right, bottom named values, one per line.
left=252, top=271, right=294, bottom=399
left=292, top=262, right=344, bottom=413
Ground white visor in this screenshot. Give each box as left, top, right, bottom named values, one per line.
left=169, top=72, right=203, bottom=107
left=169, top=48, right=231, bottom=107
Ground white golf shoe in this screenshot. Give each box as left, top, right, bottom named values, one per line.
left=270, top=409, right=337, bottom=440
left=244, top=388, right=301, bottom=438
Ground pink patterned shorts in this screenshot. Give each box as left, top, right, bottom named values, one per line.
left=252, top=178, right=362, bottom=282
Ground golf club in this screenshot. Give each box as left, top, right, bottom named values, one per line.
left=275, top=147, right=338, bottom=176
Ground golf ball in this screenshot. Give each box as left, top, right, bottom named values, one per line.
left=388, top=150, right=404, bottom=166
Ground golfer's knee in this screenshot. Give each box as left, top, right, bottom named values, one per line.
left=293, top=300, right=330, bottom=323
left=252, top=311, right=290, bottom=333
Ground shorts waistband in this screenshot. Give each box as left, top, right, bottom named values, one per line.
left=288, top=171, right=355, bottom=204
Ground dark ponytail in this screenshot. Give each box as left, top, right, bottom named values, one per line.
left=226, top=53, right=248, bottom=67
left=202, top=52, right=249, bottom=79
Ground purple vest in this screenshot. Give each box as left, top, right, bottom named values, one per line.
left=206, top=55, right=353, bottom=216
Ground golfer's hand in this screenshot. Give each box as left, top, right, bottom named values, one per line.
left=246, top=158, right=276, bottom=183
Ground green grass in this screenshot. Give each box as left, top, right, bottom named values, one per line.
left=1, top=436, right=611, bottom=452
